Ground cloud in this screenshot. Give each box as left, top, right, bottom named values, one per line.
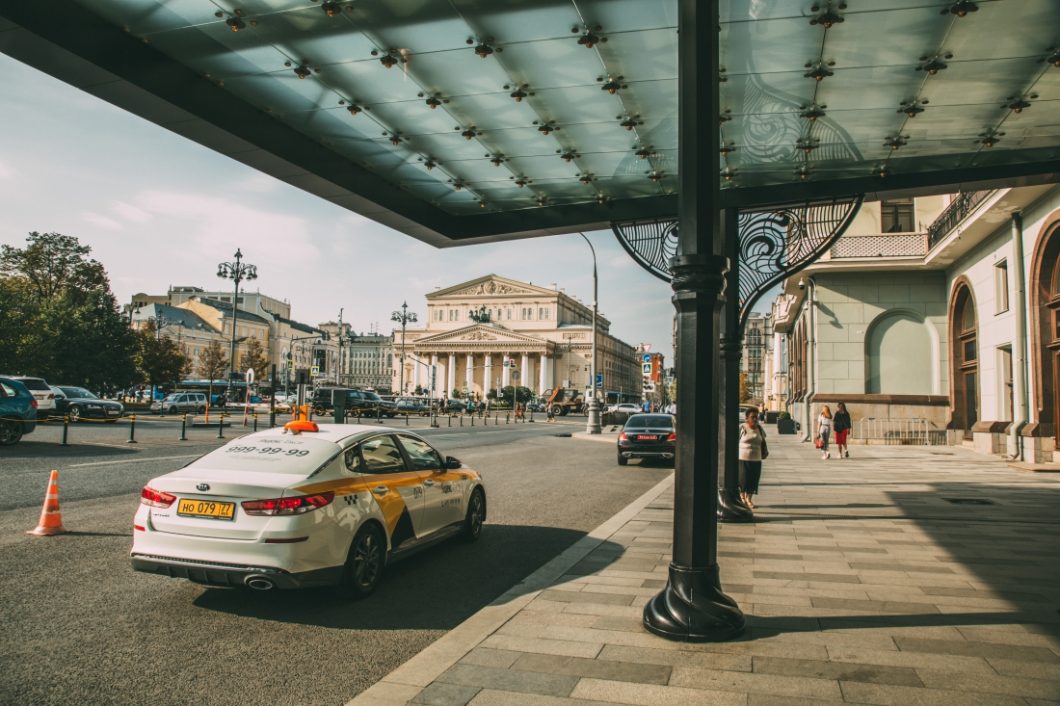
left=81, top=212, right=123, bottom=231
left=111, top=200, right=152, bottom=223
left=0, top=161, right=12, bottom=180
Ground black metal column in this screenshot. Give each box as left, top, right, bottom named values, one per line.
left=718, top=208, right=754, bottom=522
left=643, top=0, right=745, bottom=642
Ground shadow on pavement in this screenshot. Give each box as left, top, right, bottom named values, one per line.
left=192, top=524, right=622, bottom=631
left=0, top=441, right=141, bottom=459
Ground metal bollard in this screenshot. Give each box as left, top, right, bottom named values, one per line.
left=61, top=416, right=70, bottom=446
left=459, top=415, right=463, bottom=427
left=448, top=415, right=452, bottom=427
left=269, top=410, right=276, bottom=428
left=253, top=414, right=258, bottom=432
left=217, top=414, right=225, bottom=439
left=506, top=413, right=510, bottom=424
left=405, top=414, right=409, bottom=426
left=179, top=414, right=188, bottom=441
left=357, top=411, right=361, bottom=424
left=470, top=415, right=474, bottom=426
left=127, top=415, right=138, bottom=444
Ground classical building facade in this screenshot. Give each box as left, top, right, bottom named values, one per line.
left=741, top=313, right=773, bottom=406
left=393, top=275, right=640, bottom=401
left=774, top=186, right=1059, bottom=464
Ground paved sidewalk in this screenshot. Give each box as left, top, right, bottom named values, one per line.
left=353, top=431, right=1060, bottom=705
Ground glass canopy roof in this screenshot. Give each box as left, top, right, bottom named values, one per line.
left=2, top=0, right=1058, bottom=241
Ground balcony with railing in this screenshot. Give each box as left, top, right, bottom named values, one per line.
left=828, top=232, right=928, bottom=260
left=927, top=189, right=995, bottom=248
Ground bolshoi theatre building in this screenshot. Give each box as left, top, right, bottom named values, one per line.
left=393, top=275, right=640, bottom=402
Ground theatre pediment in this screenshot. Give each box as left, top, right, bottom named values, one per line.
left=428, top=274, right=557, bottom=300
left=414, top=324, right=551, bottom=349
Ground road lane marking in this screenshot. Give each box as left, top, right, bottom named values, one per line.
left=67, top=454, right=201, bottom=469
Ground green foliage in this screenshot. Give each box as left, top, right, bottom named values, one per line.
left=0, top=232, right=139, bottom=391
left=197, top=341, right=229, bottom=381
left=778, top=411, right=791, bottom=420
left=498, top=385, right=533, bottom=404
left=138, top=322, right=191, bottom=388
left=238, top=337, right=269, bottom=382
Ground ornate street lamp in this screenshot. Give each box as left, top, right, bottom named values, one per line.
left=577, top=232, right=602, bottom=434
left=216, top=248, right=257, bottom=405
left=391, top=301, right=418, bottom=395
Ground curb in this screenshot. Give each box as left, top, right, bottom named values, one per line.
left=347, top=472, right=676, bottom=705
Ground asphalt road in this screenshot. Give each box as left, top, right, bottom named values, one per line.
left=0, top=417, right=670, bottom=706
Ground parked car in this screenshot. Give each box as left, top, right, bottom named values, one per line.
left=0, top=376, right=38, bottom=445
left=395, top=397, right=430, bottom=415
left=151, top=392, right=208, bottom=415
left=605, top=402, right=643, bottom=424
left=312, top=388, right=397, bottom=417
left=131, top=423, right=486, bottom=596
left=1, top=375, right=56, bottom=418
left=55, top=386, right=124, bottom=422
left=617, top=413, right=676, bottom=466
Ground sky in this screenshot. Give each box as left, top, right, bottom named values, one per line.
left=0, top=53, right=750, bottom=365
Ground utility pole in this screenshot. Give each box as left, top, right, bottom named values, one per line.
left=337, top=307, right=344, bottom=387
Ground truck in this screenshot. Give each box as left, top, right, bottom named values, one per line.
left=545, top=386, right=586, bottom=416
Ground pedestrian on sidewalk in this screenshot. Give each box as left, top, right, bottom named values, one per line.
left=834, top=402, right=852, bottom=458
left=817, top=405, right=833, bottom=459
left=546, top=404, right=555, bottom=423
left=738, top=408, right=768, bottom=510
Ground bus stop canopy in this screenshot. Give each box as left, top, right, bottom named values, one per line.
left=1, top=0, right=1058, bottom=245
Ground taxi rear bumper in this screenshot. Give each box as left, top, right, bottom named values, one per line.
left=131, top=553, right=341, bottom=589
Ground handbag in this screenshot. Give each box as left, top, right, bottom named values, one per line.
left=814, top=437, right=823, bottom=449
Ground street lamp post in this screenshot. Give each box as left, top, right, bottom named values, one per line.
left=577, top=232, right=602, bottom=434
left=216, top=249, right=257, bottom=405
left=391, top=301, right=418, bottom=395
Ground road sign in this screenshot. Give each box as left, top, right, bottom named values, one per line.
left=642, top=362, right=653, bottom=374
left=642, top=353, right=652, bottom=363
left=595, top=373, right=603, bottom=388
left=310, top=365, right=320, bottom=378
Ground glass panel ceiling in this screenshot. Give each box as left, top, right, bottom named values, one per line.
left=68, top=0, right=1060, bottom=217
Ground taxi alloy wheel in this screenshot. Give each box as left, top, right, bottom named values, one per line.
left=463, top=489, right=485, bottom=542
left=343, top=524, right=385, bottom=598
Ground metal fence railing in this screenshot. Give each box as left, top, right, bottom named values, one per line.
left=927, top=189, right=995, bottom=248
left=830, top=233, right=927, bottom=259
left=853, top=418, right=947, bottom=445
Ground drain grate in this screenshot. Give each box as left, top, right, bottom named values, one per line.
left=942, top=497, right=994, bottom=506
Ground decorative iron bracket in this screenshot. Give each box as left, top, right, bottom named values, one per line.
left=612, top=195, right=863, bottom=330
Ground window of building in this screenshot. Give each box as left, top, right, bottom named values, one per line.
left=994, top=260, right=1009, bottom=314
left=998, top=346, right=1013, bottom=421
left=881, top=198, right=915, bottom=233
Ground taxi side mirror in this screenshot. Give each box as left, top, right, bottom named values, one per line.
left=445, top=456, right=462, bottom=469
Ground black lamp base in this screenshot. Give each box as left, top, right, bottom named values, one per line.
left=643, top=563, right=746, bottom=642
left=717, top=488, right=754, bottom=522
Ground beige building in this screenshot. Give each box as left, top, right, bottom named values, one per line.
left=393, top=275, right=639, bottom=401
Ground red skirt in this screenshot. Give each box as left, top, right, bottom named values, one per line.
left=835, top=429, right=849, bottom=446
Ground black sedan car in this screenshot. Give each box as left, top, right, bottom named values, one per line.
left=55, top=386, right=124, bottom=422
left=617, top=413, right=676, bottom=466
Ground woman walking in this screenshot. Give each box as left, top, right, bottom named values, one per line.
left=738, top=408, right=769, bottom=509
left=834, top=402, right=852, bottom=458
left=817, top=405, right=833, bottom=459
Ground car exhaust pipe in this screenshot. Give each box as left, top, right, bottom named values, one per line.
left=245, top=575, right=275, bottom=591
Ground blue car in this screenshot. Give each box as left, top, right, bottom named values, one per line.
left=0, top=376, right=38, bottom=445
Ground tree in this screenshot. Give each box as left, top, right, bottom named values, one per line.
left=498, top=385, right=533, bottom=404
left=138, top=323, right=191, bottom=390
left=197, top=341, right=229, bottom=382
left=238, top=337, right=269, bottom=382
left=0, top=232, right=138, bottom=391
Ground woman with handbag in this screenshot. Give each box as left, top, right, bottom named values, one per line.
left=738, top=408, right=768, bottom=509
left=816, top=405, right=833, bottom=460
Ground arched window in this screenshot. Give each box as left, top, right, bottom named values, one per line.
left=866, top=312, right=933, bottom=394
left=949, top=282, right=979, bottom=438
left=1031, top=220, right=1060, bottom=438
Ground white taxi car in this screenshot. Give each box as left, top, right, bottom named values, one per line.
left=131, top=422, right=485, bottom=597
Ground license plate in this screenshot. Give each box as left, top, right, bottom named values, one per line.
left=636, top=435, right=658, bottom=441
left=177, top=498, right=235, bottom=520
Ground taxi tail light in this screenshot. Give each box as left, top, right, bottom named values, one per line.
left=141, top=486, right=176, bottom=508
left=666, top=432, right=677, bottom=442
left=618, top=431, right=628, bottom=441
left=242, top=491, right=335, bottom=516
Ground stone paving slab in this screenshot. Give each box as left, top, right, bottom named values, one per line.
left=351, top=431, right=1060, bottom=705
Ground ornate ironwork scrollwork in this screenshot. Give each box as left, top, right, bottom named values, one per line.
left=611, top=195, right=863, bottom=330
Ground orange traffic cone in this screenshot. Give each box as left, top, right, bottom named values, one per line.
left=27, top=469, right=67, bottom=536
